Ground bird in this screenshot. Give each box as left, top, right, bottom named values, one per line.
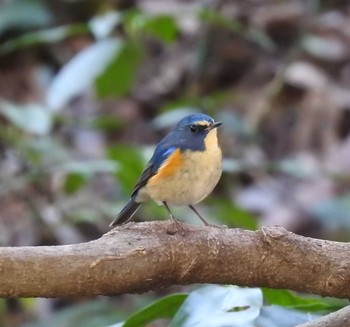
left=109, top=113, right=222, bottom=227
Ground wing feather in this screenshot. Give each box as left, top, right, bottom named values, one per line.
left=131, top=145, right=177, bottom=197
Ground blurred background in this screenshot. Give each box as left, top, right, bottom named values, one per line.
left=1, top=0, right=350, bottom=326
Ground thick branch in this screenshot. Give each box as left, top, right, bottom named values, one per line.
left=0, top=221, right=350, bottom=298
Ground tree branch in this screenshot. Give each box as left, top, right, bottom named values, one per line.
left=298, top=305, right=350, bottom=327
left=0, top=221, right=350, bottom=298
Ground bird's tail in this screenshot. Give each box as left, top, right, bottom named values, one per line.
left=109, top=197, right=141, bottom=227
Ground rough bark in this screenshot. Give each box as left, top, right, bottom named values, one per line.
left=0, top=221, right=350, bottom=299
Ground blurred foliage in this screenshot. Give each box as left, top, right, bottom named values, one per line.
left=0, top=0, right=52, bottom=34
left=108, top=144, right=145, bottom=194
left=115, top=285, right=337, bottom=327
left=262, top=288, right=349, bottom=313
left=208, top=197, right=257, bottom=229
left=0, top=101, right=52, bottom=135
left=1, top=0, right=350, bottom=326
left=124, top=11, right=179, bottom=43
left=95, top=41, right=142, bottom=99
left=0, top=24, right=89, bottom=56
left=63, top=172, right=88, bottom=194
left=121, top=293, right=187, bottom=327
left=23, top=298, right=124, bottom=327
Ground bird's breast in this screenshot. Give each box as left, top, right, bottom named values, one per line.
left=142, top=139, right=222, bottom=205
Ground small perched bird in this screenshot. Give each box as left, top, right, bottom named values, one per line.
left=110, top=113, right=222, bottom=227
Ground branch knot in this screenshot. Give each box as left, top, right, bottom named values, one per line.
left=259, top=225, right=288, bottom=245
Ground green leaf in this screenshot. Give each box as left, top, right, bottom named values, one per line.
left=95, top=41, right=142, bottom=99
left=121, top=294, right=187, bottom=327
left=143, top=15, right=178, bottom=43
left=123, top=10, right=178, bottom=43
left=63, top=173, right=87, bottom=194
left=108, top=144, right=145, bottom=194
left=262, top=288, right=348, bottom=312
left=208, top=198, right=257, bottom=229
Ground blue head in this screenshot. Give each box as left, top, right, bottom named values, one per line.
left=171, top=114, right=222, bottom=151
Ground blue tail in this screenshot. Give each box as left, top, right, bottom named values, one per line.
left=110, top=198, right=141, bottom=227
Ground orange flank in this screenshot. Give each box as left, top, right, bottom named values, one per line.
left=149, top=149, right=183, bottom=184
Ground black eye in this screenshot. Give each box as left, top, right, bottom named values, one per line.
left=190, top=124, right=198, bottom=133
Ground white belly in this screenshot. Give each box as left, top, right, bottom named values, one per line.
left=140, top=146, right=222, bottom=205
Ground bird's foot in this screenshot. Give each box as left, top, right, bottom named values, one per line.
left=166, top=217, right=186, bottom=235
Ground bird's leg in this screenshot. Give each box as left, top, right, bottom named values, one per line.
left=188, top=205, right=211, bottom=226
left=162, top=201, right=177, bottom=220
left=163, top=201, right=185, bottom=235
left=188, top=205, right=226, bottom=228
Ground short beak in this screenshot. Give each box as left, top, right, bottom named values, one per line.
left=207, top=121, right=222, bottom=131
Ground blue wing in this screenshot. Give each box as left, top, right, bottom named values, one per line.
left=111, top=141, right=176, bottom=225
left=131, top=141, right=177, bottom=197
